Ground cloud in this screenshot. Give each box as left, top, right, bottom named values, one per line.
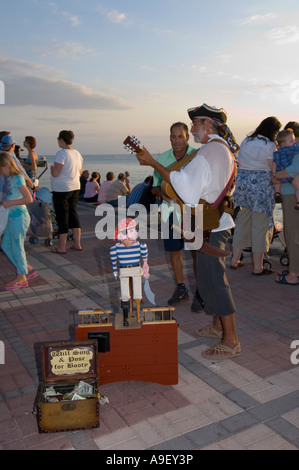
left=266, top=25, right=299, bottom=44
left=241, top=13, right=278, bottom=25
left=0, top=56, right=134, bottom=110
left=107, top=9, right=127, bottom=24
left=48, top=2, right=81, bottom=27
left=96, top=4, right=128, bottom=24
left=39, top=41, right=98, bottom=59
left=62, top=12, right=81, bottom=27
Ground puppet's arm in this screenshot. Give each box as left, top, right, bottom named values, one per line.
left=110, top=245, right=118, bottom=279
left=140, top=242, right=149, bottom=278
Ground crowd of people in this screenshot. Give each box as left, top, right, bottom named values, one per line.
left=79, top=168, right=155, bottom=209
left=0, top=108, right=299, bottom=360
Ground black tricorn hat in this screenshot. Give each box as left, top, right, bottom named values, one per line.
left=188, top=103, right=227, bottom=124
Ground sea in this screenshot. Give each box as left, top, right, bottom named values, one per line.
left=36, top=153, right=154, bottom=192
left=35, top=153, right=283, bottom=226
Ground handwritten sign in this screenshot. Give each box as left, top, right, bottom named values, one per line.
left=50, top=347, right=93, bottom=376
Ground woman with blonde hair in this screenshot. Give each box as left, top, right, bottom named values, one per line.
left=0, top=152, right=38, bottom=290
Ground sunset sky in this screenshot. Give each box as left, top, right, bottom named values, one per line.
left=1, top=0, right=299, bottom=155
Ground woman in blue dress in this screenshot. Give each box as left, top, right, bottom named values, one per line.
left=230, top=117, right=282, bottom=275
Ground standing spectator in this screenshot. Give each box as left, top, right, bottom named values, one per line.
left=152, top=122, right=200, bottom=309
left=274, top=148, right=299, bottom=285
left=230, top=117, right=281, bottom=274
left=50, top=130, right=83, bottom=253
left=0, top=152, right=37, bottom=290
left=83, top=172, right=100, bottom=202
left=97, top=171, right=114, bottom=203
left=22, top=136, right=38, bottom=180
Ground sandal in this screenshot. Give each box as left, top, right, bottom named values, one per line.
left=4, top=280, right=29, bottom=291
left=201, top=342, right=242, bottom=360
left=275, top=274, right=299, bottom=286
left=196, top=326, right=223, bottom=339
left=26, top=270, right=38, bottom=280
left=230, top=260, right=244, bottom=270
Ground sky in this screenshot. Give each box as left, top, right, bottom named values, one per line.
left=1, top=0, right=299, bottom=155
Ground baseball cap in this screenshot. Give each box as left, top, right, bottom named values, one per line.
left=1, top=135, right=15, bottom=146
left=188, top=103, right=227, bottom=124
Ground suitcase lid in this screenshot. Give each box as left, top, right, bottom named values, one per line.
left=41, top=340, right=98, bottom=383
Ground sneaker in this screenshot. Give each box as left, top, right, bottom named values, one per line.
left=191, top=290, right=205, bottom=313
left=168, top=286, right=189, bottom=306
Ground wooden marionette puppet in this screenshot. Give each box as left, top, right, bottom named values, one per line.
left=110, top=218, right=149, bottom=327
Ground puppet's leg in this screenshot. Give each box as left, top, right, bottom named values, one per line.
left=119, top=273, right=130, bottom=327
left=132, top=268, right=143, bottom=323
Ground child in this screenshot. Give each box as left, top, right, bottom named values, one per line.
left=83, top=171, right=100, bottom=202
left=270, top=129, right=299, bottom=209
left=0, top=152, right=37, bottom=290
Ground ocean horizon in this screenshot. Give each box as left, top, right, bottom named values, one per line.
left=36, top=153, right=156, bottom=191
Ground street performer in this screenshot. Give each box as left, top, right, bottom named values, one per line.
left=136, top=103, right=241, bottom=360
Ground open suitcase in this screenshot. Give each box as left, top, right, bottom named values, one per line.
left=36, top=340, right=100, bottom=433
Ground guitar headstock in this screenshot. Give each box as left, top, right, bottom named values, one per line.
left=123, top=136, right=144, bottom=155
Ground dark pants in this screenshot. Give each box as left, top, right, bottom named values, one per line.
left=52, top=190, right=81, bottom=235
left=196, top=230, right=236, bottom=317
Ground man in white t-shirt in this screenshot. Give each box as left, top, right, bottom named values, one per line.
left=136, top=103, right=241, bottom=361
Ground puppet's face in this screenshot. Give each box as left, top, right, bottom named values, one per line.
left=118, top=227, right=138, bottom=246
left=127, top=227, right=138, bottom=242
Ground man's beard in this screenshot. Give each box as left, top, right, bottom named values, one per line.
left=192, top=131, right=203, bottom=144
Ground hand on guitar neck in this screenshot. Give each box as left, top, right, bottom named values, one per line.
left=123, top=135, right=172, bottom=183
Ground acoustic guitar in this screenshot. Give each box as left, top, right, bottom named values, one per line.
left=123, top=135, right=235, bottom=257
left=124, top=136, right=222, bottom=232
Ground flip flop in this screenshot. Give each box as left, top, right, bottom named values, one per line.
left=275, top=274, right=299, bottom=286
left=201, top=342, right=242, bottom=360
left=4, top=280, right=29, bottom=291
left=51, top=248, right=67, bottom=254
left=70, top=246, right=83, bottom=251
left=278, top=270, right=299, bottom=278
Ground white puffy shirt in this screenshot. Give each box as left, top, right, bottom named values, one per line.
left=169, top=135, right=235, bottom=232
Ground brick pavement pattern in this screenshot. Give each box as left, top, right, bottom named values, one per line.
left=0, top=202, right=298, bottom=450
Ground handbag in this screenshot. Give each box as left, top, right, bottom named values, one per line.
left=0, top=205, right=9, bottom=237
